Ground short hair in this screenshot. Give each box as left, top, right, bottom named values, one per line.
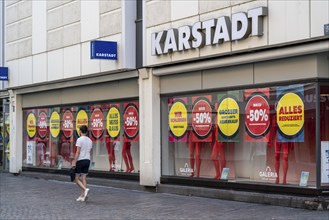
left=79, top=125, right=88, bottom=134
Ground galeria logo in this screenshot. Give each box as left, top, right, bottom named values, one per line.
left=259, top=166, right=277, bottom=180
left=180, top=163, right=193, bottom=176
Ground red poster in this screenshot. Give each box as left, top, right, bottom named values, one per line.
left=244, top=88, right=270, bottom=142
left=37, top=109, right=48, bottom=140
left=90, top=105, right=105, bottom=142
left=191, top=96, right=213, bottom=142
left=123, top=102, right=139, bottom=142
left=61, top=107, right=75, bottom=142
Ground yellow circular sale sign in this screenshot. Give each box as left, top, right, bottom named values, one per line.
left=277, top=92, right=304, bottom=137
left=27, top=112, right=36, bottom=138
left=169, top=100, right=188, bottom=138
left=76, top=109, right=88, bottom=136
left=107, top=106, right=120, bottom=139
left=217, top=97, right=239, bottom=138
left=50, top=111, right=60, bottom=138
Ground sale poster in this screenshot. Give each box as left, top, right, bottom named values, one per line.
left=50, top=110, right=60, bottom=139
left=191, top=96, right=213, bottom=142
left=75, top=106, right=89, bottom=137
left=26, top=110, right=37, bottom=140
left=244, top=88, right=270, bottom=142
left=90, top=105, right=105, bottom=142
left=37, top=109, right=49, bottom=141
left=276, top=85, right=304, bottom=142
left=106, top=103, right=121, bottom=142
left=123, top=102, right=139, bottom=142
left=168, top=97, right=188, bottom=142
left=217, top=91, right=240, bottom=142
left=61, top=107, right=75, bottom=142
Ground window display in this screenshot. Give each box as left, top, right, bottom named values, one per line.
left=162, top=83, right=318, bottom=187
left=22, top=101, right=140, bottom=174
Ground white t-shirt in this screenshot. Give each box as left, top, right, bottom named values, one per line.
left=76, top=136, right=93, bottom=161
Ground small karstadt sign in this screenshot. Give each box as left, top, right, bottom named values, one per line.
left=0, top=67, right=8, bottom=81
left=90, top=40, right=117, bottom=60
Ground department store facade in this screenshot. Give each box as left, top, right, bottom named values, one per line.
left=4, top=0, right=329, bottom=195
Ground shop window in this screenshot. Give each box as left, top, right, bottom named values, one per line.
left=162, top=83, right=317, bottom=187
left=22, top=100, right=140, bottom=174
left=320, top=84, right=329, bottom=186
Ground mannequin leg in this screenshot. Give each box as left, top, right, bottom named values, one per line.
left=274, top=144, right=281, bottom=184
left=126, top=143, right=134, bottom=172
left=218, top=142, right=226, bottom=177
left=106, top=142, right=115, bottom=171
left=189, top=141, right=195, bottom=177
left=212, top=142, right=220, bottom=179
left=122, top=142, right=130, bottom=172
left=282, top=144, right=289, bottom=184
left=195, top=142, right=202, bottom=177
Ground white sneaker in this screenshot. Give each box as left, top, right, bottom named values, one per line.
left=76, top=196, right=84, bottom=202
left=84, top=188, right=90, bottom=199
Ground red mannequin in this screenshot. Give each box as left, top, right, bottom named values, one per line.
left=268, top=115, right=293, bottom=184
left=105, top=137, right=116, bottom=172
left=186, top=128, right=203, bottom=178
left=36, top=138, right=48, bottom=166
left=211, top=126, right=226, bottom=179
left=122, top=140, right=134, bottom=173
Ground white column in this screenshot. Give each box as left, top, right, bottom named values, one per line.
left=139, top=68, right=161, bottom=186
left=9, top=90, right=23, bottom=174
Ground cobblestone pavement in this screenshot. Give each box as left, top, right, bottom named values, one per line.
left=0, top=172, right=328, bottom=220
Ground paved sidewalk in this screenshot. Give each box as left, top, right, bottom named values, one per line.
left=1, top=172, right=329, bottom=220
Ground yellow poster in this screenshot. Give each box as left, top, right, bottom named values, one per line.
left=27, top=112, right=36, bottom=138
left=107, top=106, right=120, bottom=139
left=169, top=100, right=188, bottom=139
left=50, top=111, right=60, bottom=138
left=76, top=109, right=88, bottom=136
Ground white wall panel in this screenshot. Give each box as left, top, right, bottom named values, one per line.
left=6, top=42, right=18, bottom=61
left=81, top=42, right=100, bottom=75
left=63, top=23, right=80, bottom=47
left=47, top=6, right=63, bottom=30
left=18, top=38, right=32, bottom=57
left=199, top=1, right=230, bottom=14
left=81, top=0, right=99, bottom=42
left=7, top=60, right=19, bottom=87
left=311, top=0, right=329, bottom=38
left=145, top=0, right=170, bottom=28
left=64, top=44, right=81, bottom=79
left=47, top=49, right=63, bottom=81
left=32, top=0, right=46, bottom=54
left=18, top=56, right=33, bottom=85
left=171, top=0, right=198, bottom=21
left=32, top=53, right=47, bottom=83
left=63, top=1, right=80, bottom=26
left=18, top=18, right=32, bottom=39
left=269, top=0, right=309, bottom=45
left=100, top=9, right=122, bottom=37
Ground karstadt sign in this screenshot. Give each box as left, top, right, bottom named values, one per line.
left=151, top=7, right=268, bottom=56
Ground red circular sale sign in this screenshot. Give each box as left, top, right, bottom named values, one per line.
left=38, top=112, right=48, bottom=139
left=245, top=94, right=270, bottom=138
left=62, top=110, right=74, bottom=139
left=90, top=108, right=104, bottom=139
left=124, top=104, right=139, bottom=139
left=192, top=98, right=212, bottom=139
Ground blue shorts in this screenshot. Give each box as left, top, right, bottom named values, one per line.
left=75, top=159, right=90, bottom=175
